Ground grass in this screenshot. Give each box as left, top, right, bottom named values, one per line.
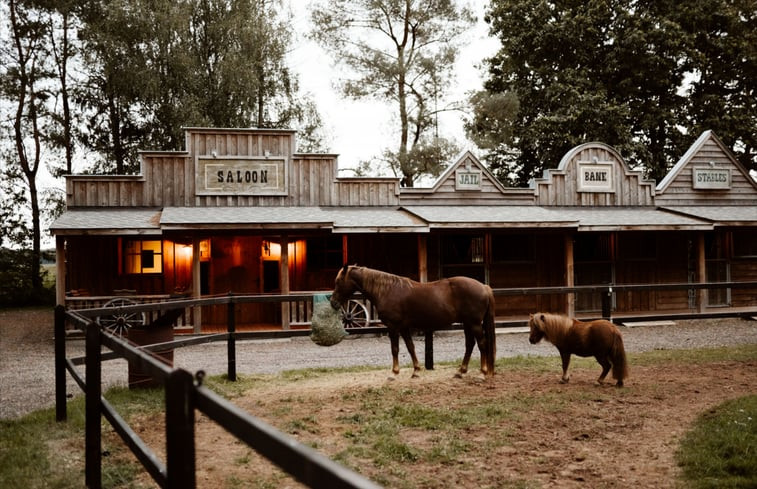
left=676, top=395, right=757, bottom=489
left=0, top=344, right=755, bottom=488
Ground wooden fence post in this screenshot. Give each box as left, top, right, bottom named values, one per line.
left=227, top=296, right=237, bottom=381
left=166, top=369, right=196, bottom=489
left=601, top=287, right=613, bottom=320
left=55, top=305, right=67, bottom=422
left=85, top=321, right=102, bottom=489
left=424, top=331, right=434, bottom=370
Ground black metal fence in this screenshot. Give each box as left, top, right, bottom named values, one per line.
left=54, top=282, right=757, bottom=488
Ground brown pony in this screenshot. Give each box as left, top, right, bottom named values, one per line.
left=528, top=312, right=628, bottom=387
left=330, top=265, right=496, bottom=379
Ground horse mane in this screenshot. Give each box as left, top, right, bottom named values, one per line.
left=351, top=266, right=413, bottom=298
left=533, top=312, right=574, bottom=343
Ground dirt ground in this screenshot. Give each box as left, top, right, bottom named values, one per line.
left=125, top=349, right=756, bottom=489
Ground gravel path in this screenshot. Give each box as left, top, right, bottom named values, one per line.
left=2, top=307, right=756, bottom=420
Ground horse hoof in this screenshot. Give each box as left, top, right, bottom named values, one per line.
left=454, top=372, right=464, bottom=379
left=559, top=378, right=569, bottom=384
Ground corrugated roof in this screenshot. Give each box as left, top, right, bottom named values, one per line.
left=49, top=208, right=162, bottom=234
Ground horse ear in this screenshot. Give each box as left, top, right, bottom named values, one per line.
left=341, top=263, right=349, bottom=274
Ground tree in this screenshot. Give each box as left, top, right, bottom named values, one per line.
left=311, top=0, right=474, bottom=186
left=0, top=0, right=52, bottom=295
left=472, top=0, right=754, bottom=186
left=674, top=0, right=756, bottom=173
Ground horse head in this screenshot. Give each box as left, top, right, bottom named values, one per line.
left=330, top=264, right=359, bottom=310
left=528, top=313, right=547, bottom=344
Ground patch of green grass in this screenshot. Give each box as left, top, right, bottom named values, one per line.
left=676, top=395, right=757, bottom=488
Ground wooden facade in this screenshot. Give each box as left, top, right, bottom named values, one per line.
left=52, top=128, right=757, bottom=331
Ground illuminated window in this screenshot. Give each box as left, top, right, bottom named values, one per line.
left=124, top=239, right=163, bottom=274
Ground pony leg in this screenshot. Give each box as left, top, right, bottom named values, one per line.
left=456, top=328, right=476, bottom=378
left=596, top=356, right=612, bottom=385
left=400, top=329, right=421, bottom=378
left=388, top=331, right=401, bottom=379
left=559, top=352, right=572, bottom=383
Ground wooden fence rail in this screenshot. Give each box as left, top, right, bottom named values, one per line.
left=55, top=282, right=757, bottom=488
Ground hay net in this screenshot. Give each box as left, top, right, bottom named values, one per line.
left=310, top=294, right=347, bottom=346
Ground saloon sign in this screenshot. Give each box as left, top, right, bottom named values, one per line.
left=196, top=157, right=287, bottom=195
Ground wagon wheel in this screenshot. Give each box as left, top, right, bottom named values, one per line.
left=340, top=300, right=370, bottom=329
left=97, top=297, right=145, bottom=337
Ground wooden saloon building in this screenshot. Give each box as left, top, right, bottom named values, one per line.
left=51, top=127, right=757, bottom=332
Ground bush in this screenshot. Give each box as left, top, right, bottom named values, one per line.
left=0, top=248, right=54, bottom=307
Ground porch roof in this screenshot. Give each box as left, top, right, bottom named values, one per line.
left=49, top=204, right=717, bottom=236
left=402, top=205, right=713, bottom=231
left=49, top=208, right=162, bottom=235
left=660, top=206, right=757, bottom=226
left=159, top=206, right=428, bottom=233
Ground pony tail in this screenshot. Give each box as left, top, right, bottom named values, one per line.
left=483, top=287, right=497, bottom=375
left=611, top=332, right=629, bottom=382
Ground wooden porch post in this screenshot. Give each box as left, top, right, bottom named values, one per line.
left=280, top=236, right=290, bottom=330
left=55, top=236, right=66, bottom=306
left=696, top=233, right=706, bottom=312
left=417, top=235, right=427, bottom=283
left=192, top=237, right=202, bottom=333
left=565, top=234, right=575, bottom=317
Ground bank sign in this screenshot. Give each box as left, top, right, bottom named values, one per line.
left=195, top=157, right=287, bottom=195
left=577, top=162, right=614, bottom=192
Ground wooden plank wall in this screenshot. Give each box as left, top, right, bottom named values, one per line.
left=655, top=138, right=757, bottom=205
left=66, top=128, right=400, bottom=207
left=534, top=146, right=654, bottom=206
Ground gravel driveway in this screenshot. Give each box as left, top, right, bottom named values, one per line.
left=2, top=307, right=756, bottom=420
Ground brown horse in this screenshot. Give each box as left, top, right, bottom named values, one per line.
left=330, top=265, right=496, bottom=379
left=528, top=312, right=628, bottom=387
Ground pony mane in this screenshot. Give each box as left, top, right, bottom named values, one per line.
left=533, top=312, right=573, bottom=342
left=351, top=266, right=413, bottom=297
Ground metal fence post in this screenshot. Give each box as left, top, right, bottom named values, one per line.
left=55, top=305, right=67, bottom=422
left=227, top=296, right=237, bottom=381
left=166, top=369, right=196, bottom=489
left=85, top=321, right=102, bottom=489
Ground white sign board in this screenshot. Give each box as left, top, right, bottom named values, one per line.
left=195, top=157, right=287, bottom=195
left=577, top=162, right=614, bottom=192
left=455, top=169, right=482, bottom=190
left=692, top=167, right=731, bottom=190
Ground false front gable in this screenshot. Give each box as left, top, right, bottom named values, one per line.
left=532, top=142, right=655, bottom=206
left=399, top=151, right=534, bottom=205
left=655, top=130, right=757, bottom=205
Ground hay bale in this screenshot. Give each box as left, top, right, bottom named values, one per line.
left=310, top=294, right=347, bottom=346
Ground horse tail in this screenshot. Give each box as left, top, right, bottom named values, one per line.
left=610, top=330, right=629, bottom=382
left=483, top=286, right=497, bottom=376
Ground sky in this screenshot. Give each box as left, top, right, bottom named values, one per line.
left=288, top=0, right=500, bottom=175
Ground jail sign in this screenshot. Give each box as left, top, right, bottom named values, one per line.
left=577, top=162, right=614, bottom=192
left=455, top=169, right=482, bottom=190
left=196, top=157, right=287, bottom=195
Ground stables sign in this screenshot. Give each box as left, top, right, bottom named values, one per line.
left=692, top=167, right=731, bottom=190
left=577, top=161, right=614, bottom=192
left=196, top=157, right=287, bottom=195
